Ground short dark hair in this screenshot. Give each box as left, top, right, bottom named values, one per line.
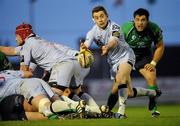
left=133, top=8, right=150, bottom=20
left=92, top=5, right=108, bottom=18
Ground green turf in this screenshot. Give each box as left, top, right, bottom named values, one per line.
left=1, top=104, right=180, bottom=126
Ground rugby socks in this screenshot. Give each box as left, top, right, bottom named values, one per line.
left=79, top=92, right=101, bottom=113
left=107, top=93, right=118, bottom=110
left=60, top=95, right=79, bottom=108
left=38, top=98, right=53, bottom=116
left=117, top=84, right=128, bottom=115
left=61, top=95, right=95, bottom=112
left=148, top=85, right=158, bottom=90
left=79, top=92, right=98, bottom=107
left=134, top=87, right=156, bottom=97
left=48, top=114, right=59, bottom=120
left=38, top=98, right=74, bottom=117
left=148, top=85, right=158, bottom=111
left=69, top=93, right=81, bottom=101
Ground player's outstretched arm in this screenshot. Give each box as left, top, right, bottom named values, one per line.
left=0, top=46, right=17, bottom=56
left=101, top=39, right=118, bottom=56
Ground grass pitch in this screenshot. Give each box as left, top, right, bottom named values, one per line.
left=0, top=104, right=180, bottom=126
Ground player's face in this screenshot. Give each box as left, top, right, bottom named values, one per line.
left=134, top=15, right=148, bottom=32
left=93, top=11, right=108, bottom=29
left=16, top=34, right=23, bottom=46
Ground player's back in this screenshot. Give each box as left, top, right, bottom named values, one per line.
left=24, top=36, right=76, bottom=71
left=0, top=70, right=24, bottom=101
left=53, top=43, right=79, bottom=56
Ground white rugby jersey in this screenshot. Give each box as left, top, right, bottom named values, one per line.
left=0, top=70, right=24, bottom=101
left=53, top=43, right=79, bottom=56
left=21, top=35, right=76, bottom=71
left=84, top=20, right=130, bottom=66
left=15, top=43, right=78, bottom=71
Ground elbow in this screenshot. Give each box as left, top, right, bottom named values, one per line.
left=28, top=72, right=33, bottom=78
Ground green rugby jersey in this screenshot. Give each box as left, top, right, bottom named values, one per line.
left=122, top=21, right=163, bottom=59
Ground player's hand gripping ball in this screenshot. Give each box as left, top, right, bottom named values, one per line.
left=77, top=49, right=94, bottom=68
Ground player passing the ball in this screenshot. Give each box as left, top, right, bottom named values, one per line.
left=80, top=5, right=161, bottom=119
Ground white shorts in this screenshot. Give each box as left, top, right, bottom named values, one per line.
left=48, top=59, right=90, bottom=88
left=110, top=48, right=135, bottom=80
left=18, top=78, right=54, bottom=101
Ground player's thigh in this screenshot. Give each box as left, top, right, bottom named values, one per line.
left=116, top=62, right=132, bottom=83
left=74, top=60, right=90, bottom=87
left=19, top=79, right=47, bottom=101
left=23, top=99, right=37, bottom=112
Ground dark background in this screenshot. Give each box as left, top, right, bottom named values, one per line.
left=86, top=46, right=180, bottom=79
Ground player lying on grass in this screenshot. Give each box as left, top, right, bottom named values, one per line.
left=0, top=94, right=48, bottom=121
left=0, top=51, right=86, bottom=120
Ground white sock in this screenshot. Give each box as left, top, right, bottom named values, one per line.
left=80, top=93, right=101, bottom=113
left=60, top=95, right=79, bottom=108
left=71, top=94, right=81, bottom=101
left=61, top=95, right=100, bottom=113
left=135, top=87, right=156, bottom=97
left=51, top=100, right=73, bottom=113
left=38, top=98, right=52, bottom=116
left=117, top=85, right=128, bottom=115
